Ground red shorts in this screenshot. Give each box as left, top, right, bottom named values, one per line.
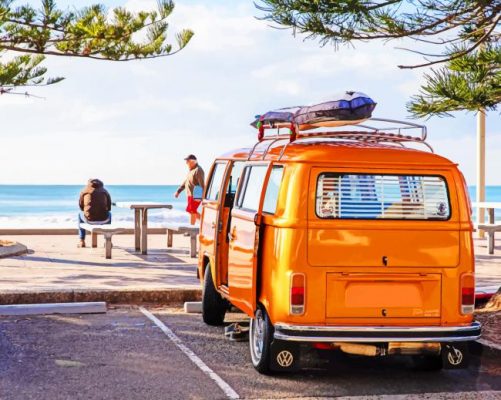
left=186, top=196, right=201, bottom=214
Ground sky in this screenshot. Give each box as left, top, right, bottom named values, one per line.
left=0, top=0, right=500, bottom=186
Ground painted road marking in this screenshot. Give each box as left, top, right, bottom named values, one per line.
left=139, top=307, right=240, bottom=400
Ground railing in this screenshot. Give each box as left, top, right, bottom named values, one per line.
left=247, top=117, right=432, bottom=161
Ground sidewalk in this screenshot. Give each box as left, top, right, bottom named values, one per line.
left=0, top=234, right=201, bottom=304
left=474, top=237, right=501, bottom=295
left=0, top=235, right=498, bottom=305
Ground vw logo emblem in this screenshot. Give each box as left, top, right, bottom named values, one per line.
left=276, top=350, right=294, bottom=367
left=447, top=347, right=463, bottom=366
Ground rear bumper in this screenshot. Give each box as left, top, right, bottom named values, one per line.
left=274, top=321, right=481, bottom=343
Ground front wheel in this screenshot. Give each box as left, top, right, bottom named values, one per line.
left=202, top=265, right=227, bottom=326
left=249, top=306, right=299, bottom=374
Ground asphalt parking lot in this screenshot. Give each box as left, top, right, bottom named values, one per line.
left=0, top=307, right=500, bottom=400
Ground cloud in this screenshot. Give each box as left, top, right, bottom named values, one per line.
left=431, top=131, right=501, bottom=185
left=123, top=1, right=267, bottom=53
left=1, top=0, right=500, bottom=185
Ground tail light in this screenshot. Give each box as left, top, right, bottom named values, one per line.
left=290, top=273, right=305, bottom=315
left=461, top=273, right=475, bottom=315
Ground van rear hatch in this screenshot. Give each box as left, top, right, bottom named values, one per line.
left=326, top=273, right=441, bottom=318
left=308, top=171, right=459, bottom=268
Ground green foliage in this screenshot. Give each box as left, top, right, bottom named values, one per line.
left=0, top=0, right=193, bottom=89
left=407, top=44, right=501, bottom=117
left=0, top=54, right=63, bottom=87
left=256, top=0, right=500, bottom=69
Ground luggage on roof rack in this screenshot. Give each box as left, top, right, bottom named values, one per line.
left=251, top=92, right=377, bottom=132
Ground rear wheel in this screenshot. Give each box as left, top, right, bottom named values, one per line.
left=413, top=342, right=470, bottom=370
left=412, top=354, right=443, bottom=371
left=249, top=306, right=299, bottom=374
left=202, top=265, right=227, bottom=326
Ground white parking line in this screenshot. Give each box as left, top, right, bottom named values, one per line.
left=139, top=307, right=240, bottom=400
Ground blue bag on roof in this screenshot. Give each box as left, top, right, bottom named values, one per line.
left=251, top=92, right=376, bottom=130
left=294, top=91, right=376, bottom=127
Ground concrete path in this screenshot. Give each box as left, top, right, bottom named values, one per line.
left=474, top=238, right=501, bottom=293
left=0, top=235, right=498, bottom=304
left=0, top=234, right=200, bottom=303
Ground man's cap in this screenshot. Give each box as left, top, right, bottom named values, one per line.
left=184, top=154, right=197, bottom=161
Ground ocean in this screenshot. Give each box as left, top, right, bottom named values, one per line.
left=0, top=185, right=189, bottom=228
left=0, top=185, right=500, bottom=228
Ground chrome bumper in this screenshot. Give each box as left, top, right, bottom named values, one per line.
left=274, top=322, right=481, bottom=343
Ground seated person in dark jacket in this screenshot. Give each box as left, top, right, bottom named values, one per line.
left=78, top=179, right=112, bottom=248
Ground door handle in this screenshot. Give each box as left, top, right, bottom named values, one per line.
left=228, top=227, right=237, bottom=241
left=211, top=222, right=216, bottom=229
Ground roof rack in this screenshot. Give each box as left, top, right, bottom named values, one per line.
left=247, top=117, right=432, bottom=161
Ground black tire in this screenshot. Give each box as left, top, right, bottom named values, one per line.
left=202, top=265, right=227, bottom=326
left=412, top=354, right=443, bottom=371
left=249, top=306, right=299, bottom=374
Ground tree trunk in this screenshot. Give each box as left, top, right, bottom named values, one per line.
left=476, top=109, right=486, bottom=238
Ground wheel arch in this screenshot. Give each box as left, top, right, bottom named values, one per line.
left=201, top=253, right=218, bottom=285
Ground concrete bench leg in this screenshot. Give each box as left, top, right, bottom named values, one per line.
left=104, top=234, right=113, bottom=259
left=488, top=231, right=495, bottom=255
left=134, top=209, right=141, bottom=251
left=167, top=230, right=173, bottom=248
left=92, top=232, right=98, bottom=248
left=190, top=234, right=197, bottom=258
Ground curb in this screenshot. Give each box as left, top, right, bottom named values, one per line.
left=0, top=288, right=201, bottom=305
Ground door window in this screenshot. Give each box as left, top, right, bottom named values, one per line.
left=205, top=163, right=226, bottom=201
left=262, top=166, right=284, bottom=214
left=237, top=165, right=268, bottom=212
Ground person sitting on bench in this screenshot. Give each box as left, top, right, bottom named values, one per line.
left=78, top=179, right=112, bottom=248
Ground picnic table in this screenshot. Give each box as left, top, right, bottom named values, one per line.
left=473, top=202, right=501, bottom=254
left=115, top=202, right=173, bottom=255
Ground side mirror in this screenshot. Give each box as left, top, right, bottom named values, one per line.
left=254, top=214, right=262, bottom=226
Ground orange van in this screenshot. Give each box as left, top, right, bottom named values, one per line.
left=197, top=118, right=480, bottom=374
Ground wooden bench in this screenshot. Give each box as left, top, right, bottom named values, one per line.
left=80, top=223, right=127, bottom=259
left=476, top=223, right=501, bottom=255
left=164, top=223, right=199, bottom=258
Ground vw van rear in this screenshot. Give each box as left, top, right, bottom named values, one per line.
left=198, top=117, right=480, bottom=374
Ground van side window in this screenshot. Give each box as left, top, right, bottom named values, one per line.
left=316, top=173, right=450, bottom=220
left=228, top=162, right=244, bottom=196
left=262, top=166, right=284, bottom=214
left=224, top=161, right=244, bottom=207
left=205, top=163, right=226, bottom=201
left=237, top=165, right=268, bottom=212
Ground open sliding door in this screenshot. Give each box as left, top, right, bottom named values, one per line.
left=227, top=163, right=271, bottom=317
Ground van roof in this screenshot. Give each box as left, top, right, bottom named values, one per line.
left=218, top=139, right=455, bottom=167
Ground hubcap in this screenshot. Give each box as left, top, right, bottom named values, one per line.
left=250, top=309, right=265, bottom=365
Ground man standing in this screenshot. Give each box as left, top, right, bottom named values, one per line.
left=78, top=179, right=112, bottom=247
left=174, top=154, right=205, bottom=224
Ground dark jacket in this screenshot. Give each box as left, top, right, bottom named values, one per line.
left=79, top=179, right=112, bottom=221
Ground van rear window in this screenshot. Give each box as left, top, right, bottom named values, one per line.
left=316, top=174, right=450, bottom=220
